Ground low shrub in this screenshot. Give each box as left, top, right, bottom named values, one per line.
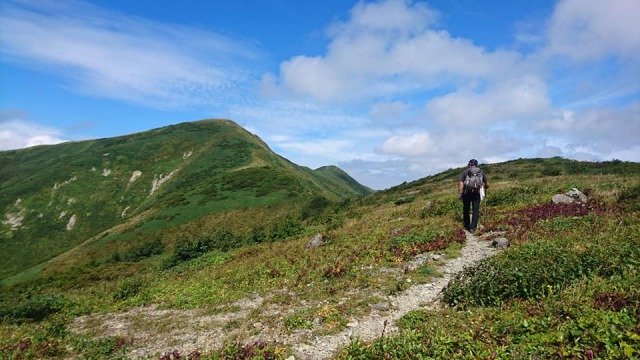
left=267, top=215, right=304, bottom=242
left=217, top=341, right=287, bottom=359
left=0, top=294, right=65, bottom=322
left=420, top=197, right=458, bottom=217
left=1, top=337, right=65, bottom=359
left=541, top=166, right=561, bottom=176
left=341, top=275, right=640, bottom=359
left=69, top=336, right=134, bottom=359
left=397, top=309, right=431, bottom=330
left=389, top=229, right=465, bottom=259
left=300, top=196, right=331, bottom=220
left=161, top=230, right=242, bottom=269
left=113, top=278, right=145, bottom=301
left=283, top=312, right=314, bottom=330
left=119, top=239, right=164, bottom=262
left=443, top=230, right=640, bottom=307
left=485, top=200, right=608, bottom=240
left=618, top=184, right=640, bottom=211
left=393, top=196, right=415, bottom=206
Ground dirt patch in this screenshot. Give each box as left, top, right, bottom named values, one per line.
left=70, top=296, right=265, bottom=358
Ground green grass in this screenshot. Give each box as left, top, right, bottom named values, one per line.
left=1, top=157, right=639, bottom=359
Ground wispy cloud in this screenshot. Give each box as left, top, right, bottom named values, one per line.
left=0, top=0, right=261, bottom=109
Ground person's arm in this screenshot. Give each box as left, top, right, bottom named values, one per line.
left=458, top=181, right=464, bottom=199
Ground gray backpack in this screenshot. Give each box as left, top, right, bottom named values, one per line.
left=464, top=167, right=483, bottom=192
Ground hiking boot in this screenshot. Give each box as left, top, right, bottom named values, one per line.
left=469, top=229, right=476, bottom=234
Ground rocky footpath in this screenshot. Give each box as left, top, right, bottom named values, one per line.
left=69, top=230, right=502, bottom=359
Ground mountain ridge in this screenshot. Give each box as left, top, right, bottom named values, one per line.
left=0, top=119, right=372, bottom=281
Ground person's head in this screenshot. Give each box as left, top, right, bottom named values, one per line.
left=468, top=159, right=478, bottom=167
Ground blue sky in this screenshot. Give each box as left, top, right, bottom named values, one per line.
left=1, top=0, right=639, bottom=189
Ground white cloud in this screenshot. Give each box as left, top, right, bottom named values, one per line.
left=0, top=112, right=67, bottom=150
left=607, top=145, right=640, bottom=161
left=374, top=125, right=527, bottom=185
left=426, top=76, right=551, bottom=126
left=369, top=101, right=409, bottom=123
left=537, top=146, right=563, bottom=158
left=267, top=0, right=528, bottom=102
left=533, top=109, right=575, bottom=132
left=513, top=101, right=640, bottom=164
left=275, top=139, right=353, bottom=161
left=0, top=0, right=259, bottom=109
left=546, top=0, right=640, bottom=61
left=330, top=0, right=439, bottom=36
left=532, top=101, right=640, bottom=154
left=379, top=132, right=434, bottom=157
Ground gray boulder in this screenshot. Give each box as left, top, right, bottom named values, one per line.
left=307, top=233, right=324, bottom=248
left=491, top=237, right=510, bottom=249
left=552, top=188, right=587, bottom=204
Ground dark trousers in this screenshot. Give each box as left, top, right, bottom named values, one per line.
left=462, top=191, right=481, bottom=231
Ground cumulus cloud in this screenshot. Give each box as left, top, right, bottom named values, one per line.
left=376, top=126, right=524, bottom=178
left=369, top=101, right=409, bottom=123
left=426, top=76, right=551, bottom=126
left=532, top=102, right=640, bottom=156
left=0, top=0, right=260, bottom=109
left=266, top=0, right=528, bottom=102
left=329, top=0, right=439, bottom=36
left=0, top=111, right=67, bottom=150
left=379, top=132, right=434, bottom=157
left=546, top=0, right=640, bottom=61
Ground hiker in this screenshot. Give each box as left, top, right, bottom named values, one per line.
left=458, top=159, right=488, bottom=234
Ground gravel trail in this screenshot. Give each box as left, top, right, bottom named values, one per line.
left=69, top=232, right=497, bottom=359
left=291, top=232, right=496, bottom=359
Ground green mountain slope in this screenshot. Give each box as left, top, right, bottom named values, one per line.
left=313, top=165, right=372, bottom=196
left=0, top=119, right=372, bottom=280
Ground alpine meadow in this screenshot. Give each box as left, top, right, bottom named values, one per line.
left=1, top=120, right=639, bottom=359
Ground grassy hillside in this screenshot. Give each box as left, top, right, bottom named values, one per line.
left=1, top=157, right=639, bottom=359
left=0, top=119, right=371, bottom=282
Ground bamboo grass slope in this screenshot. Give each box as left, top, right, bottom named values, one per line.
left=1, top=137, right=639, bottom=359
left=0, top=119, right=372, bottom=282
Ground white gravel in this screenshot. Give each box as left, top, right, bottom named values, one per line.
left=291, top=231, right=496, bottom=359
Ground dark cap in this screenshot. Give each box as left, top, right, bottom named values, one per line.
left=468, top=159, right=478, bottom=166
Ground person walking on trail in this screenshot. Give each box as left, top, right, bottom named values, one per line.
left=458, top=159, right=489, bottom=234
